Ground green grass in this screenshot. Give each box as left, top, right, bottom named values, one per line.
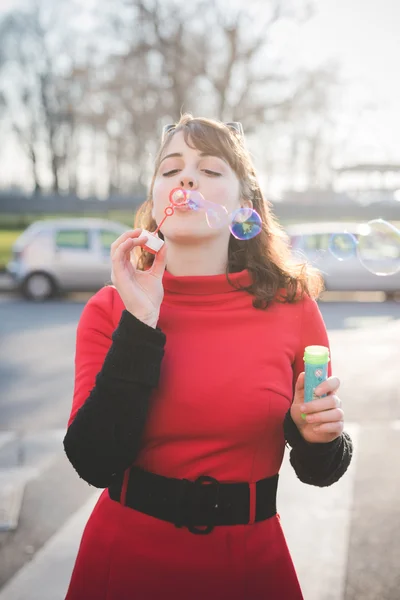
left=0, top=212, right=135, bottom=229
left=0, top=230, right=22, bottom=269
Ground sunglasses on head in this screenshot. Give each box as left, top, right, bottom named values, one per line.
left=161, top=121, right=244, bottom=142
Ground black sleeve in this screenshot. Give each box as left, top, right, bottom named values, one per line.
left=283, top=409, right=353, bottom=487
left=63, top=310, right=166, bottom=489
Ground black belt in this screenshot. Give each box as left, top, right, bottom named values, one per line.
left=109, top=467, right=278, bottom=535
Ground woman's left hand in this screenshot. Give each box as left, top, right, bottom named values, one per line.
left=290, top=373, right=344, bottom=444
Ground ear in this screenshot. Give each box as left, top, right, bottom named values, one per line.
left=240, top=198, right=253, bottom=210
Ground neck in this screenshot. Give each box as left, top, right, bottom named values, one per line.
left=164, top=237, right=229, bottom=277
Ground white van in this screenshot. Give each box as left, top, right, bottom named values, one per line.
left=6, top=218, right=129, bottom=300
left=286, top=222, right=400, bottom=300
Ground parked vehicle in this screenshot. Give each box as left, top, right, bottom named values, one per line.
left=6, top=218, right=129, bottom=300
left=286, top=222, right=400, bottom=300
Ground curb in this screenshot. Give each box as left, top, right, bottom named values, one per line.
left=0, top=492, right=101, bottom=600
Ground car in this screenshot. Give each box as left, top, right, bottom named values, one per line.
left=6, top=218, right=129, bottom=301
left=286, top=221, right=400, bottom=300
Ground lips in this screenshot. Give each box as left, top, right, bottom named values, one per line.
left=174, top=204, right=194, bottom=212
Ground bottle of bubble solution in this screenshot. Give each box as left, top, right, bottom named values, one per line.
left=302, top=345, right=330, bottom=419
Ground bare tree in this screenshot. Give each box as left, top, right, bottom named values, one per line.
left=123, top=0, right=317, bottom=127
left=283, top=65, right=342, bottom=190
left=0, top=0, right=89, bottom=194
left=0, top=0, right=342, bottom=197
left=90, top=0, right=329, bottom=187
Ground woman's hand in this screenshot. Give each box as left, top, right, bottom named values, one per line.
left=111, top=229, right=167, bottom=328
left=290, top=374, right=344, bottom=444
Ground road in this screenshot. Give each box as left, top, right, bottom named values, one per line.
left=0, top=292, right=400, bottom=599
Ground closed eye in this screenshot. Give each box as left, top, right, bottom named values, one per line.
left=163, top=169, right=221, bottom=177
left=202, top=170, right=221, bottom=177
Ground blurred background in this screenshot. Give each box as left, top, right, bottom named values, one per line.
left=0, top=0, right=399, bottom=599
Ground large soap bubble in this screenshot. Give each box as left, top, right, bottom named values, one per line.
left=356, top=219, right=400, bottom=276
left=205, top=204, right=230, bottom=229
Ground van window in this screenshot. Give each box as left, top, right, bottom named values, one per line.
left=318, top=234, right=333, bottom=251
left=99, top=230, right=120, bottom=251
left=56, top=229, right=90, bottom=250
left=302, top=234, right=320, bottom=250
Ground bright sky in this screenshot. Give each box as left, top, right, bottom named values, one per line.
left=1, top=0, right=400, bottom=190
left=290, top=0, right=400, bottom=164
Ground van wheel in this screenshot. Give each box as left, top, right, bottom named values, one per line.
left=385, top=291, right=397, bottom=302
left=21, top=273, right=57, bottom=301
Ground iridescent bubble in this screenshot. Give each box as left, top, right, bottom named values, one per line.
left=187, top=199, right=200, bottom=210
left=329, top=232, right=358, bottom=261
left=186, top=190, right=205, bottom=211
left=170, top=188, right=187, bottom=206
left=229, top=208, right=262, bottom=240
left=288, top=233, right=329, bottom=268
left=229, top=206, right=254, bottom=224
left=357, top=219, right=400, bottom=276
left=205, top=204, right=230, bottom=229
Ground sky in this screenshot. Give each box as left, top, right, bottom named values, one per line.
left=290, top=0, right=400, bottom=165
left=1, top=0, right=400, bottom=191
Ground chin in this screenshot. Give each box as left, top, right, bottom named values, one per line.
left=162, top=223, right=220, bottom=244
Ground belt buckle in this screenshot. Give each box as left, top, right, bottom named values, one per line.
left=176, top=475, right=220, bottom=535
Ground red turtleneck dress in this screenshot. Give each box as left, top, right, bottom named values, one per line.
left=65, top=270, right=332, bottom=600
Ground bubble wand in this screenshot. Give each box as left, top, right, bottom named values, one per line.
left=141, top=188, right=189, bottom=254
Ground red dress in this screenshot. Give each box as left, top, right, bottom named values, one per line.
left=66, top=270, right=330, bottom=600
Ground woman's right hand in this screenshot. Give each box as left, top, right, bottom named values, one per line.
left=111, top=229, right=167, bottom=328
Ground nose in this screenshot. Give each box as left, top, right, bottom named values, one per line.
left=180, top=176, right=198, bottom=189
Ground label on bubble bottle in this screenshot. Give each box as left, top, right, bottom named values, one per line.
left=303, top=345, right=330, bottom=403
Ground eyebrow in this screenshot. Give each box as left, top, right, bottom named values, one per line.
left=159, top=152, right=226, bottom=164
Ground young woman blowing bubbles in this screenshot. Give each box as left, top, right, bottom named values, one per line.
left=64, top=115, right=353, bottom=600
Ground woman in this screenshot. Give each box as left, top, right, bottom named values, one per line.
left=64, top=115, right=353, bottom=600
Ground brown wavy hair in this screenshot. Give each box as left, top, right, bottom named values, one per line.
left=135, top=114, right=324, bottom=309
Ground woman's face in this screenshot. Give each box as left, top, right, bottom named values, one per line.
left=152, top=131, right=242, bottom=243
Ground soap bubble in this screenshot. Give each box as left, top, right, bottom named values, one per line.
left=186, top=190, right=205, bottom=211
left=356, top=219, right=400, bottom=276
left=205, top=204, right=230, bottom=229
left=187, top=198, right=201, bottom=210
left=229, top=206, right=254, bottom=224
left=329, top=232, right=358, bottom=261
left=229, top=208, right=262, bottom=240
left=289, top=234, right=328, bottom=268
left=170, top=188, right=188, bottom=206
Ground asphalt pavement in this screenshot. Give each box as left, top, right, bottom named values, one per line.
left=0, top=289, right=399, bottom=599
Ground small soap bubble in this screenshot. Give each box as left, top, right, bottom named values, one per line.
left=289, top=234, right=328, bottom=267
left=329, top=232, right=358, bottom=261
left=357, top=219, right=400, bottom=276
left=170, top=188, right=187, bottom=206
left=229, top=208, right=262, bottom=240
